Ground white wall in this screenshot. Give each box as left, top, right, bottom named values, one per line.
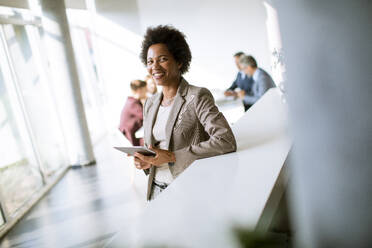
left=95, top=0, right=141, bottom=34
left=136, top=0, right=272, bottom=89
left=91, top=0, right=276, bottom=130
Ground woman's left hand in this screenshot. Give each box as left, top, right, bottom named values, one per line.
left=134, top=145, right=176, bottom=166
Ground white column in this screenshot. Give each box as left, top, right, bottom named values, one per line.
left=276, top=0, right=372, bottom=247
left=263, top=1, right=286, bottom=89
left=40, top=0, right=95, bottom=165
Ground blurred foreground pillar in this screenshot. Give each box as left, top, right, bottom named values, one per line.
left=276, top=0, right=372, bottom=247
left=40, top=0, right=95, bottom=165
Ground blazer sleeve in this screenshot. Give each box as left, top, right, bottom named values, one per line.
left=172, top=88, right=237, bottom=167
left=243, top=75, right=273, bottom=105
left=227, top=74, right=239, bottom=91
left=142, top=99, right=150, bottom=176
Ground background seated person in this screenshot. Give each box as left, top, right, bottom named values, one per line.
left=237, top=55, right=275, bottom=106
left=224, top=51, right=254, bottom=111
left=118, top=80, right=147, bottom=146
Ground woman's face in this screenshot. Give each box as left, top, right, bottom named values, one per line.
left=146, top=43, right=181, bottom=86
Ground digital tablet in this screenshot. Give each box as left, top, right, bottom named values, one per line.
left=114, top=146, right=156, bottom=156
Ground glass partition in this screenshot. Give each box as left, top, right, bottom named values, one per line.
left=69, top=26, right=107, bottom=144
left=2, top=23, right=67, bottom=178
left=0, top=61, right=44, bottom=215
left=0, top=9, right=69, bottom=217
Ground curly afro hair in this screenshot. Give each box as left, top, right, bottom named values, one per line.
left=140, top=25, right=192, bottom=75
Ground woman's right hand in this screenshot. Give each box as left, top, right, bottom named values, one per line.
left=134, top=156, right=152, bottom=170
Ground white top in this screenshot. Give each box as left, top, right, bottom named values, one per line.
left=152, top=103, right=174, bottom=184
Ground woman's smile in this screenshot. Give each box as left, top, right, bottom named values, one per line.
left=152, top=70, right=166, bottom=80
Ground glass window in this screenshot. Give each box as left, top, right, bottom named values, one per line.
left=0, top=64, right=44, bottom=214
left=2, top=23, right=67, bottom=178
left=70, top=27, right=107, bottom=144
left=67, top=9, right=107, bottom=144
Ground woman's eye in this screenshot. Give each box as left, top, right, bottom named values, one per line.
left=160, top=57, right=167, bottom=62
left=147, top=60, right=153, bottom=65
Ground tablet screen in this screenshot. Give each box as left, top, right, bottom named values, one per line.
left=114, top=146, right=156, bottom=156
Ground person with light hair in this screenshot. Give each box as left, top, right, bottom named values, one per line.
left=237, top=55, right=275, bottom=106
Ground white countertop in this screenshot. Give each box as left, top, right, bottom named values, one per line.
left=107, top=88, right=291, bottom=248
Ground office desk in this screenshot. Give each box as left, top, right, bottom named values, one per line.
left=213, top=90, right=245, bottom=125
left=107, top=88, right=291, bottom=248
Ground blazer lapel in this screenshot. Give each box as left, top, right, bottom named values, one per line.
left=164, top=79, right=188, bottom=150
left=145, top=93, right=162, bottom=146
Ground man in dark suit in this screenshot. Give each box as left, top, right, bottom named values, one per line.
left=224, top=52, right=254, bottom=111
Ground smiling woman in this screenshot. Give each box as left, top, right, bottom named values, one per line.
left=140, top=25, right=192, bottom=76
left=133, top=25, right=237, bottom=201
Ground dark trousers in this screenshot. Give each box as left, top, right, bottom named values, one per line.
left=244, top=103, right=252, bottom=112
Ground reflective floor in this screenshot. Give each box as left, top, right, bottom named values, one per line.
left=0, top=133, right=147, bottom=248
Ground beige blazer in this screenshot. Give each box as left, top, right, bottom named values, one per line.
left=143, top=78, right=237, bottom=200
